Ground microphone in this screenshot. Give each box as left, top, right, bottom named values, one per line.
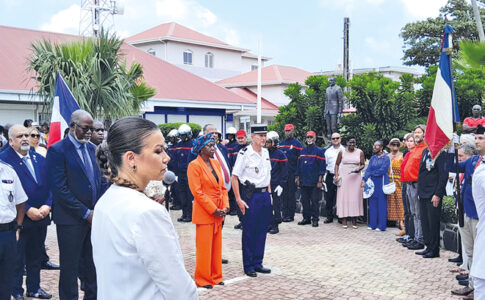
left=163, top=170, right=176, bottom=185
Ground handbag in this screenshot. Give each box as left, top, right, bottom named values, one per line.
left=382, top=165, right=396, bottom=195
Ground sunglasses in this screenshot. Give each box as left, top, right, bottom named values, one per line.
left=391, top=143, right=400, bottom=146
left=94, top=128, right=104, bottom=133
left=75, top=124, right=94, bottom=133
left=16, top=134, right=29, bottom=139
left=30, top=134, right=40, bottom=138
left=331, top=137, right=340, bottom=140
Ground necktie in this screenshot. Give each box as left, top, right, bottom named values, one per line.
left=79, top=144, right=94, bottom=179
left=214, top=149, right=230, bottom=184
left=22, top=156, right=37, bottom=183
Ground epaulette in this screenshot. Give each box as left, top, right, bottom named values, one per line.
left=0, top=159, right=14, bottom=169
left=239, top=146, right=248, bottom=155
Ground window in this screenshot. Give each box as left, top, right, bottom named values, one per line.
left=251, top=65, right=258, bottom=71
left=183, top=50, right=193, bottom=65
left=147, top=49, right=156, bottom=56
left=205, top=52, right=214, bottom=68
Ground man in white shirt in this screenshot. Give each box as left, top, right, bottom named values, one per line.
left=472, top=125, right=485, bottom=300
left=323, top=133, right=344, bottom=223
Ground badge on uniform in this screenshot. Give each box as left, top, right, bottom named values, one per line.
left=426, top=158, right=434, bottom=171
left=1, top=179, right=13, bottom=184
left=290, top=145, right=293, bottom=150
left=255, top=167, right=259, bottom=174
left=8, top=191, right=13, bottom=202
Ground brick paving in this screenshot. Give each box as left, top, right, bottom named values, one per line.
left=34, top=212, right=463, bottom=300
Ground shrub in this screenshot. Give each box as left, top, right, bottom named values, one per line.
left=441, top=196, right=458, bottom=224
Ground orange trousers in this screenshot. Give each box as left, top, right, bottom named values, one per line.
left=194, top=223, right=223, bottom=287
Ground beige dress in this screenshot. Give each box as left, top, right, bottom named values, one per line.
left=336, top=148, right=364, bottom=218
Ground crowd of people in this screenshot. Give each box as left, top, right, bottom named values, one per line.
left=0, top=105, right=484, bottom=299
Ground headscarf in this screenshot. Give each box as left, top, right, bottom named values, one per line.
left=191, top=133, right=215, bottom=155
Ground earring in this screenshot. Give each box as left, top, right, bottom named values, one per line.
left=132, top=165, right=136, bottom=172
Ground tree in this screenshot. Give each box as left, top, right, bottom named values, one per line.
left=400, top=0, right=485, bottom=67
left=339, top=73, right=417, bottom=157
left=28, top=30, right=155, bottom=118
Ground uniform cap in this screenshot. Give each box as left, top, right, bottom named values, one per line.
left=306, top=131, right=316, bottom=137
left=227, top=127, right=237, bottom=135
left=284, top=124, right=294, bottom=130
left=236, top=130, right=247, bottom=138
left=251, top=123, right=268, bottom=134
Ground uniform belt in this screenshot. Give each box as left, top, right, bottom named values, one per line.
left=254, top=187, right=268, bottom=193
left=0, top=220, right=17, bottom=232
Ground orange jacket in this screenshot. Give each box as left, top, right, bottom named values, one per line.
left=188, top=156, right=229, bottom=224
left=402, top=142, right=427, bottom=182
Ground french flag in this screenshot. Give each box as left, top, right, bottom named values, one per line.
left=425, top=24, right=460, bottom=159
left=47, top=73, right=80, bottom=148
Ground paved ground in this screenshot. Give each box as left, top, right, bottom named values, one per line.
left=35, top=211, right=464, bottom=300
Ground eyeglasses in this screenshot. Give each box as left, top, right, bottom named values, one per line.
left=16, top=134, right=29, bottom=139
left=30, top=134, right=40, bottom=138
left=331, top=137, right=340, bottom=140
left=94, top=129, right=104, bottom=133
left=75, top=124, right=94, bottom=133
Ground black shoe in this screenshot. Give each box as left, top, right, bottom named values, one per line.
left=222, top=259, right=228, bottom=264
left=229, top=210, right=237, bottom=216
left=269, top=226, right=279, bottom=234
left=234, top=223, right=242, bottom=230
left=449, top=255, right=463, bottom=263
left=245, top=271, right=257, bottom=277
left=282, top=217, right=294, bottom=222
left=323, top=219, right=333, bottom=224
left=423, top=252, right=440, bottom=258
left=407, top=241, right=424, bottom=250
left=41, top=261, right=60, bottom=270
left=312, top=220, right=319, bottom=227
left=458, top=279, right=469, bottom=287
left=396, top=237, right=408, bottom=243
left=255, top=267, right=271, bottom=274
left=415, top=249, right=429, bottom=255
left=217, top=281, right=225, bottom=285
left=177, top=217, right=191, bottom=223
left=298, top=219, right=311, bottom=225
left=13, top=295, right=25, bottom=300
left=456, top=274, right=469, bottom=281
left=26, top=288, right=52, bottom=299
left=201, top=285, right=213, bottom=289
left=170, top=205, right=182, bottom=210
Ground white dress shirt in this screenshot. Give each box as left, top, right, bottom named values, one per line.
left=0, top=161, right=27, bottom=223
left=471, top=160, right=485, bottom=279
left=91, top=185, right=198, bottom=300
left=325, top=145, right=345, bottom=173
left=232, top=144, right=271, bottom=188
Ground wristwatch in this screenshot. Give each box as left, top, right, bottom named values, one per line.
left=17, top=224, right=24, bottom=231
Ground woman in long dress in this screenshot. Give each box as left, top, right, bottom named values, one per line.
left=334, top=137, right=365, bottom=229
left=92, top=117, right=197, bottom=300
left=387, top=138, right=405, bottom=236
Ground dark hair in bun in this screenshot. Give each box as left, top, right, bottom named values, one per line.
left=96, top=117, right=160, bottom=190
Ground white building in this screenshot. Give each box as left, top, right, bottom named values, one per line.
left=317, top=66, right=422, bottom=81
left=125, top=22, right=271, bottom=82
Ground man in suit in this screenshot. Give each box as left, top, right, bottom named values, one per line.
left=324, top=77, right=344, bottom=138
left=0, top=125, right=52, bottom=300
left=47, top=110, right=107, bottom=300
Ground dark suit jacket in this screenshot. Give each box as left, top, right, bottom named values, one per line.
left=216, top=143, right=232, bottom=172
left=0, top=147, right=51, bottom=228
left=417, top=149, right=448, bottom=199
left=46, top=137, right=107, bottom=225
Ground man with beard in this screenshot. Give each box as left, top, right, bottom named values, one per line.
left=279, top=124, right=302, bottom=222
left=89, top=121, right=105, bottom=146
left=47, top=110, right=108, bottom=300
left=0, top=125, right=53, bottom=300
left=323, top=132, right=344, bottom=223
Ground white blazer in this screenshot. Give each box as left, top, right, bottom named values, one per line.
left=91, top=185, right=198, bottom=300
left=471, top=162, right=485, bottom=280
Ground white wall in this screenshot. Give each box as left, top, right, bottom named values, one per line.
left=241, top=56, right=263, bottom=73
left=0, top=103, right=39, bottom=125
left=247, top=85, right=292, bottom=107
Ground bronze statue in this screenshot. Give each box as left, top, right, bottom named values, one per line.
left=324, top=77, right=344, bottom=138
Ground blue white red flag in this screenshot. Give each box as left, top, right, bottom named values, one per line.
left=47, top=73, right=80, bottom=147
left=425, top=24, right=460, bottom=159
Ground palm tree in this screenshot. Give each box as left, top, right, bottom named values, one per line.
left=28, top=30, right=155, bottom=118
left=455, top=40, right=485, bottom=69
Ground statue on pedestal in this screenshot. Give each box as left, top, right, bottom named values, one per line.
left=324, top=77, right=344, bottom=138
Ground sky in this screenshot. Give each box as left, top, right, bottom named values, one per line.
left=0, top=0, right=451, bottom=73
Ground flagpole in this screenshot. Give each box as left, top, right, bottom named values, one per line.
left=257, top=37, right=262, bottom=124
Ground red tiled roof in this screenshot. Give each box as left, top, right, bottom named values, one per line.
left=217, top=65, right=314, bottom=87
left=0, top=25, right=251, bottom=105
left=125, top=22, right=228, bottom=46
left=228, top=88, right=278, bottom=112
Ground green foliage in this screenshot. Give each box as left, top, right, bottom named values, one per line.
left=28, top=30, right=155, bottom=118
left=340, top=73, right=416, bottom=157
left=158, top=122, right=201, bottom=138
left=456, top=40, right=485, bottom=70
left=400, top=0, right=485, bottom=67
left=441, top=196, right=458, bottom=224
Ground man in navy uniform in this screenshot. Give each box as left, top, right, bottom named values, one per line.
left=232, top=123, right=272, bottom=277
left=0, top=159, right=27, bottom=300
left=279, top=124, right=302, bottom=222
left=174, top=124, right=196, bottom=222
left=296, top=131, right=326, bottom=227
left=232, top=130, right=249, bottom=229
left=0, top=125, right=52, bottom=299
left=225, top=127, right=239, bottom=215
left=166, top=129, right=181, bottom=210
left=265, top=131, right=287, bottom=234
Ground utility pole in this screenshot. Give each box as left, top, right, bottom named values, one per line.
left=343, top=17, right=350, bottom=81
left=471, top=0, right=485, bottom=41
left=79, top=0, right=124, bottom=37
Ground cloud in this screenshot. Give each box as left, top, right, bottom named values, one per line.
left=318, top=0, right=385, bottom=15
left=400, top=0, right=448, bottom=19
left=155, top=0, right=188, bottom=20
left=40, top=4, right=80, bottom=34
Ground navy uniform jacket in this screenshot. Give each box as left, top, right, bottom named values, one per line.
left=279, top=138, right=303, bottom=175
left=418, top=149, right=448, bottom=199
left=167, top=143, right=178, bottom=173
left=447, top=153, right=480, bottom=219
left=231, top=143, right=248, bottom=168
left=295, top=145, right=326, bottom=187
left=269, top=148, right=288, bottom=187
left=226, top=140, right=239, bottom=168
left=0, top=147, right=51, bottom=228
left=175, top=139, right=196, bottom=179
left=47, top=137, right=108, bottom=225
